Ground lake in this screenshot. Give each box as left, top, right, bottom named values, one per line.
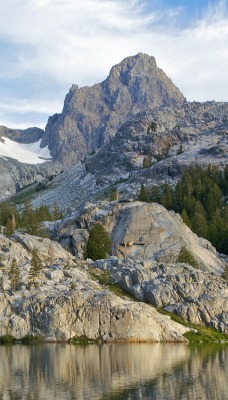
left=0, top=343, right=227, bottom=399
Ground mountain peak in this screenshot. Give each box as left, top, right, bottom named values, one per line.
left=106, top=53, right=157, bottom=86
left=42, top=54, right=185, bottom=165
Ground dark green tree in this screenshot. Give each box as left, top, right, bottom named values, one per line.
left=161, top=184, right=175, bottom=210
left=176, top=144, right=184, bottom=155
left=150, top=185, right=162, bottom=204
left=0, top=276, right=4, bottom=292
left=143, top=155, right=152, bottom=168
left=51, top=203, right=64, bottom=221
left=9, top=258, right=20, bottom=291
left=85, top=223, right=112, bottom=261
left=5, top=213, right=16, bottom=237
left=36, top=205, right=52, bottom=221
left=110, top=189, right=118, bottom=201
left=138, top=185, right=149, bottom=202
left=181, top=209, right=191, bottom=228
left=177, top=246, right=198, bottom=268
left=29, top=247, right=43, bottom=288
left=22, top=200, right=39, bottom=235
left=147, top=121, right=157, bottom=133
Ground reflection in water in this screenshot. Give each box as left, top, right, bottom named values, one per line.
left=0, top=343, right=227, bottom=399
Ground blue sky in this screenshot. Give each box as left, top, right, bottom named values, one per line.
left=0, top=0, right=227, bottom=129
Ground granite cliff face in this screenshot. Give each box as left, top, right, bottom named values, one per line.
left=41, top=53, right=185, bottom=165
left=94, top=258, right=228, bottom=334
left=0, top=233, right=188, bottom=342
left=52, top=200, right=227, bottom=333
left=54, top=201, right=225, bottom=275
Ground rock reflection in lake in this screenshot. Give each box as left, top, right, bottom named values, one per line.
left=0, top=343, right=227, bottom=399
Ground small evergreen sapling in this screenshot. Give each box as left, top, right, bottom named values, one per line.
left=177, top=246, right=198, bottom=269
left=9, top=258, right=20, bottom=291
left=29, top=247, right=43, bottom=288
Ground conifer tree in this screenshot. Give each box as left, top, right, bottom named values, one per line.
left=181, top=209, right=191, bottom=228
left=177, top=246, right=198, bottom=268
left=150, top=185, right=162, bottom=204
left=22, top=201, right=39, bottom=235
left=5, top=213, right=16, bottom=236
left=52, top=203, right=64, bottom=221
left=138, top=185, right=149, bottom=202
left=9, top=258, right=20, bottom=291
left=0, top=276, right=4, bottom=292
left=29, top=247, right=43, bottom=288
left=110, top=189, right=118, bottom=201
left=85, top=223, right=112, bottom=261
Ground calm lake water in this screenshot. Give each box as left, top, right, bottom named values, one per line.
left=0, top=343, right=227, bottom=400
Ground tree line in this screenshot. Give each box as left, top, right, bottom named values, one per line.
left=138, top=164, right=228, bottom=254
left=0, top=200, right=64, bottom=237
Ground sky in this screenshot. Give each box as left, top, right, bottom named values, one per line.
left=0, top=0, right=227, bottom=130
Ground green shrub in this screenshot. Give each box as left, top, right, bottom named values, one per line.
left=177, top=246, right=199, bottom=268
left=0, top=335, right=15, bottom=344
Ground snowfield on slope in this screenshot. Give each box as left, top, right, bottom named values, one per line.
left=0, top=137, right=52, bottom=164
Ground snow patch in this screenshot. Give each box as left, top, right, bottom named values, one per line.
left=0, top=137, right=52, bottom=164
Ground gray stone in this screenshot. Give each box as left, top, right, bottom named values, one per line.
left=0, top=233, right=188, bottom=342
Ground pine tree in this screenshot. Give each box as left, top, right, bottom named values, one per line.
left=143, top=155, right=152, bottom=168
left=0, top=276, right=4, bottom=292
left=181, top=209, right=191, bottom=228
left=191, top=210, right=209, bottom=239
left=5, top=213, right=16, bottom=236
left=9, top=258, right=20, bottom=291
left=110, top=189, right=118, bottom=201
left=85, top=223, right=112, bottom=261
left=22, top=201, right=39, bottom=235
left=29, top=247, right=43, bottom=288
left=52, top=203, right=64, bottom=221
left=176, top=144, right=184, bottom=155
left=177, top=246, right=198, bottom=268
left=36, top=205, right=52, bottom=221
left=150, top=185, right=162, bottom=204
left=161, top=184, right=174, bottom=210
left=138, top=185, right=149, bottom=202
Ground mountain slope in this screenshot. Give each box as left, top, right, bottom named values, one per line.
left=24, top=101, right=227, bottom=212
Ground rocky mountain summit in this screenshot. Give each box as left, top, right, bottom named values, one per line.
left=0, top=54, right=227, bottom=205
left=41, top=53, right=185, bottom=165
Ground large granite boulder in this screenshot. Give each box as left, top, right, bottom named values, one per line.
left=56, top=201, right=225, bottom=275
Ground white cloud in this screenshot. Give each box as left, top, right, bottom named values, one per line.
left=0, top=0, right=227, bottom=128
